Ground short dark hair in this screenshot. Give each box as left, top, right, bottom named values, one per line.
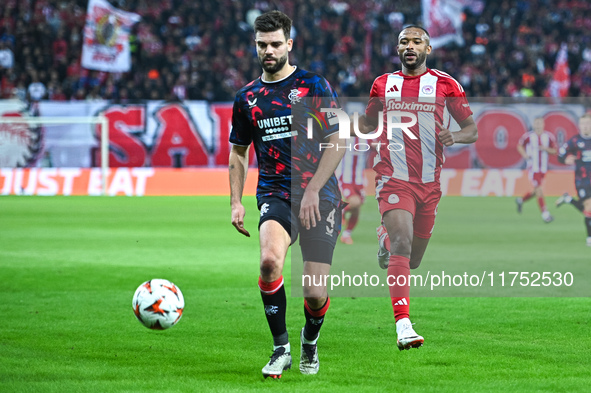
left=254, top=10, right=292, bottom=41
left=401, top=24, right=430, bottom=38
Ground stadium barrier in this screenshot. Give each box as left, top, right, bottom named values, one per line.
left=0, top=168, right=575, bottom=197
left=0, top=99, right=586, bottom=170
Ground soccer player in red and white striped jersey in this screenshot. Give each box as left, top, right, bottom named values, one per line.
left=515, top=117, right=557, bottom=222
left=355, top=25, right=478, bottom=350
left=336, top=137, right=369, bottom=244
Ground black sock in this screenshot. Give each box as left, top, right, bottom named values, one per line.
left=259, top=277, right=288, bottom=346
left=304, top=297, right=330, bottom=342
left=571, top=198, right=584, bottom=212
left=585, top=217, right=591, bottom=237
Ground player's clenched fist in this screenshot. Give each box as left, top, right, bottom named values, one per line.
left=436, top=121, right=455, bottom=146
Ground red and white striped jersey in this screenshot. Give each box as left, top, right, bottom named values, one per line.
left=336, top=137, right=368, bottom=187
left=365, top=68, right=472, bottom=184
left=518, top=131, right=556, bottom=174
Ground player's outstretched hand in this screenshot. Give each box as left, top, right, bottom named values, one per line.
left=299, top=190, right=321, bottom=230
left=231, top=203, right=250, bottom=237
left=565, top=155, right=576, bottom=165
left=436, top=121, right=455, bottom=146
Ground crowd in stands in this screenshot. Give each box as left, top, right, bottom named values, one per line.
left=0, top=0, right=590, bottom=103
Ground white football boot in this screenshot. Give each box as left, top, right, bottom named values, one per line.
left=542, top=211, right=554, bottom=223
left=555, top=192, right=572, bottom=207
left=396, top=318, right=424, bottom=350
left=262, top=344, right=291, bottom=379
left=299, top=328, right=319, bottom=375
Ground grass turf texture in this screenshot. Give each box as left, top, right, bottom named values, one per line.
left=1, top=195, right=589, bottom=392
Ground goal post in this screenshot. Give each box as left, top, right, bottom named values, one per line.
left=0, top=116, right=109, bottom=195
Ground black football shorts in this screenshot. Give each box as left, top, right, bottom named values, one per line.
left=257, top=196, right=342, bottom=264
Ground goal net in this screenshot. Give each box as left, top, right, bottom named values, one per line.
left=0, top=114, right=109, bottom=195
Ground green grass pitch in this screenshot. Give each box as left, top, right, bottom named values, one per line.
left=1, top=195, right=590, bottom=392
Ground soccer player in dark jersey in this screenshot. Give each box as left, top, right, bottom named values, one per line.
left=228, top=11, right=345, bottom=378
left=555, top=113, right=591, bottom=246
left=353, top=26, right=477, bottom=350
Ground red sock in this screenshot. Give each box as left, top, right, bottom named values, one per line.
left=258, top=276, right=284, bottom=295
left=387, top=255, right=410, bottom=322
left=346, top=210, right=359, bottom=232
left=523, top=192, right=534, bottom=202
left=537, top=197, right=546, bottom=212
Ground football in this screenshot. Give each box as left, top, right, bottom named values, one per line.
left=132, top=279, right=184, bottom=330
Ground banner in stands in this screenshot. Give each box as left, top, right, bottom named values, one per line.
left=81, top=0, right=141, bottom=72
left=0, top=99, right=586, bottom=172
left=421, top=0, right=484, bottom=48
left=0, top=168, right=575, bottom=197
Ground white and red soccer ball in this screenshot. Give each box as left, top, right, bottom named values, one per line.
left=132, top=279, right=184, bottom=330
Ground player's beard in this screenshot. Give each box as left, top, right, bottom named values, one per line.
left=400, top=51, right=427, bottom=71
left=259, top=53, right=288, bottom=74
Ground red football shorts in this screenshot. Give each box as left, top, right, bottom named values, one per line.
left=529, top=172, right=545, bottom=188
left=341, top=183, right=365, bottom=203
left=376, top=177, right=442, bottom=239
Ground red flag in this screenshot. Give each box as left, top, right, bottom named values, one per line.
left=548, top=43, right=571, bottom=98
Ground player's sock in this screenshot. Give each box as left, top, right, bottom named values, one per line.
left=303, top=297, right=330, bottom=343
left=523, top=192, right=534, bottom=202
left=259, top=276, right=288, bottom=346
left=585, top=213, right=591, bottom=237
left=387, top=255, right=410, bottom=322
left=537, top=197, right=547, bottom=213
left=346, top=210, right=359, bottom=232
left=571, top=198, right=584, bottom=212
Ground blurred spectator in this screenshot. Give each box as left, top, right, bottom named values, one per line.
left=52, top=30, right=68, bottom=65
left=48, top=84, right=67, bottom=101
left=12, top=80, right=27, bottom=101
left=0, top=41, right=13, bottom=69
left=0, top=0, right=589, bottom=102
left=28, top=71, right=47, bottom=101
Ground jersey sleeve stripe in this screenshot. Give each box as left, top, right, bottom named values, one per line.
left=431, top=69, right=464, bottom=93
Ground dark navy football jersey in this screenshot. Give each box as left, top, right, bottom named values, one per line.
left=558, top=134, right=591, bottom=186
left=230, top=67, right=342, bottom=206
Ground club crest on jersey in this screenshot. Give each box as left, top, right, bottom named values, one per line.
left=288, top=89, right=302, bottom=105
left=260, top=203, right=269, bottom=217
left=578, top=142, right=585, bottom=149
left=421, top=85, right=434, bottom=95
left=247, top=97, right=258, bottom=108
left=388, top=194, right=400, bottom=204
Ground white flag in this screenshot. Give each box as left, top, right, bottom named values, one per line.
left=81, top=0, right=140, bottom=72
left=421, top=0, right=483, bottom=49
